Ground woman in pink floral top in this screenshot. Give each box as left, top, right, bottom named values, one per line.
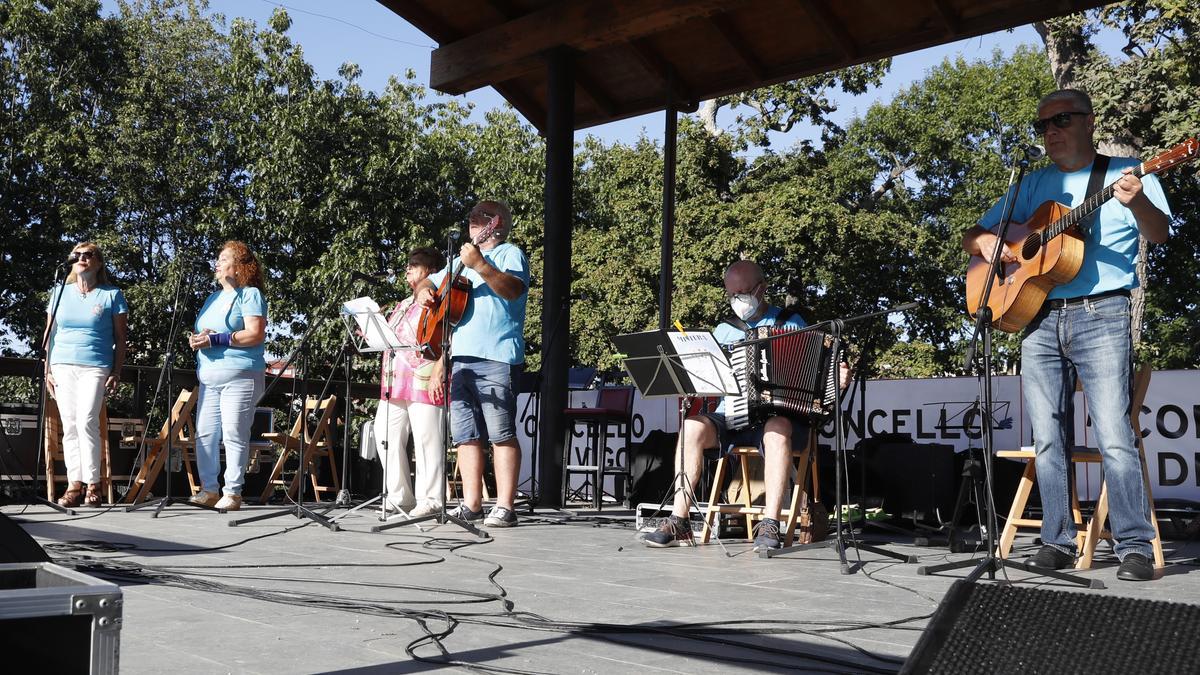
left=373, top=247, right=446, bottom=516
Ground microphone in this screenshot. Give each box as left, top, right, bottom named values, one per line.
left=448, top=229, right=462, bottom=242
left=1020, top=143, right=1045, bottom=160
left=61, top=252, right=80, bottom=266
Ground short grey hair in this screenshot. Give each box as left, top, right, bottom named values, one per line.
left=1038, top=89, right=1093, bottom=114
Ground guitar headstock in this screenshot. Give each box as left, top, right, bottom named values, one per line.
left=471, top=215, right=503, bottom=246
left=1142, top=138, right=1199, bottom=175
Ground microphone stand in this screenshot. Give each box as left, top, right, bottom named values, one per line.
left=22, top=258, right=79, bottom=514
left=128, top=262, right=223, bottom=515
left=916, top=151, right=1099, bottom=588
left=229, top=275, right=360, bottom=531
left=761, top=305, right=918, bottom=572
left=372, top=228, right=486, bottom=537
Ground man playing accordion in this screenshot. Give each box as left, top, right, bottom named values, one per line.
left=642, top=260, right=849, bottom=551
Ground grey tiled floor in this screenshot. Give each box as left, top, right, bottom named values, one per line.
left=5, top=504, right=1199, bottom=674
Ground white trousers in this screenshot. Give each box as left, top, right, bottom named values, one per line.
left=373, top=399, right=446, bottom=509
left=50, top=364, right=108, bottom=485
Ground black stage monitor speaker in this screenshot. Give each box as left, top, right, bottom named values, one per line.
left=0, top=513, right=51, bottom=563
left=902, top=580, right=1200, bottom=674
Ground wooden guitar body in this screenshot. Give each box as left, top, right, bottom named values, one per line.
left=417, top=275, right=471, bottom=360
left=965, top=200, right=1085, bottom=333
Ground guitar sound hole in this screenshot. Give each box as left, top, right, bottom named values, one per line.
left=1021, top=233, right=1042, bottom=260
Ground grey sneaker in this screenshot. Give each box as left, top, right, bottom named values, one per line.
left=448, top=504, right=483, bottom=522
left=642, top=514, right=695, bottom=548
left=483, top=506, right=518, bottom=527
left=753, top=517, right=783, bottom=551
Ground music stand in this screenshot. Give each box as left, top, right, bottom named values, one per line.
left=329, top=301, right=423, bottom=525
left=614, top=329, right=739, bottom=541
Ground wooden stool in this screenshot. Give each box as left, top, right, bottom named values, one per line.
left=701, top=429, right=819, bottom=546
left=259, top=395, right=340, bottom=503
left=44, top=398, right=113, bottom=503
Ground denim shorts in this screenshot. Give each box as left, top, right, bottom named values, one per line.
left=449, top=357, right=521, bottom=446
left=699, top=412, right=810, bottom=458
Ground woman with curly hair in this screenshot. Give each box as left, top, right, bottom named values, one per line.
left=43, top=242, right=128, bottom=507
left=188, top=241, right=268, bottom=511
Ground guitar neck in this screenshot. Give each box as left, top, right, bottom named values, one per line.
left=1043, top=164, right=1145, bottom=241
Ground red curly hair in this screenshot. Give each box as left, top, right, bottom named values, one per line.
left=220, top=240, right=265, bottom=290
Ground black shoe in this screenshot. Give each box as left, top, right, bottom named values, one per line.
left=642, top=515, right=695, bottom=548
left=1025, top=545, right=1075, bottom=570
left=1117, top=553, right=1154, bottom=582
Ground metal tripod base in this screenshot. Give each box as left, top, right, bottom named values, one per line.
left=369, top=506, right=489, bottom=537
left=763, top=531, right=917, bottom=573
left=917, top=553, right=1105, bottom=589
left=227, top=501, right=341, bottom=531
left=125, top=496, right=224, bottom=517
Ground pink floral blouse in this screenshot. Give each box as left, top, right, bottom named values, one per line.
left=379, top=297, right=438, bottom=404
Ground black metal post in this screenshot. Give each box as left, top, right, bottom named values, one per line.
left=536, top=47, right=574, bottom=509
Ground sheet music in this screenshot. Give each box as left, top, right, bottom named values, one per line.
left=341, top=296, right=406, bottom=350
left=667, top=331, right=739, bottom=396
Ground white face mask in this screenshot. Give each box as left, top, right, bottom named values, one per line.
left=729, top=293, right=760, bottom=321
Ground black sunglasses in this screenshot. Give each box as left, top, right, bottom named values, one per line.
left=1032, top=111, right=1090, bottom=135
left=74, top=251, right=96, bottom=260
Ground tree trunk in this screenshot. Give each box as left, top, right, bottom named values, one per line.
left=698, top=99, right=722, bottom=138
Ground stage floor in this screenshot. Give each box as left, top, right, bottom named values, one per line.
left=5, top=503, right=1199, bottom=674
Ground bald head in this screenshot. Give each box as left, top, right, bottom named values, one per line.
left=724, top=260, right=764, bottom=291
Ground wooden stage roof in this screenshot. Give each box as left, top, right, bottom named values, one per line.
left=378, top=0, right=1112, bottom=132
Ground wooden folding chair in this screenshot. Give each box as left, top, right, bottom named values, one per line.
left=43, top=397, right=113, bottom=503
left=701, top=428, right=820, bottom=546
left=258, top=395, right=340, bottom=503
left=122, top=389, right=198, bottom=504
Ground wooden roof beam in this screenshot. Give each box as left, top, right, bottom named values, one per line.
left=430, top=0, right=742, bottom=94
left=706, top=15, right=766, bottom=82
left=575, top=69, right=618, bottom=119
left=795, top=0, right=858, bottom=60
left=629, top=39, right=693, bottom=107
left=929, top=0, right=961, bottom=36
left=377, top=0, right=460, bottom=42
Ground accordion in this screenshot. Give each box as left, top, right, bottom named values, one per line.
left=725, top=326, right=839, bottom=431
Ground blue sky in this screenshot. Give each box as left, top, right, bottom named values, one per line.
left=101, top=0, right=1103, bottom=151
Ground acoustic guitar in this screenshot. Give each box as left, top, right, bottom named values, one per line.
left=966, top=138, right=1198, bottom=333
left=416, top=216, right=502, bottom=359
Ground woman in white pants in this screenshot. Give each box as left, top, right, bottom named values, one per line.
left=43, top=242, right=128, bottom=507
left=373, top=247, right=447, bottom=517
left=188, top=241, right=268, bottom=511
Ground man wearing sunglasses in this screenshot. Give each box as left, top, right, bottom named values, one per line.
left=961, top=89, right=1171, bottom=582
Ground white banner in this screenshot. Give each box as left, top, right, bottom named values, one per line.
left=516, top=369, right=1200, bottom=504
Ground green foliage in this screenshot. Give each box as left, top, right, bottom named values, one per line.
left=2, top=0, right=1197, bottom=396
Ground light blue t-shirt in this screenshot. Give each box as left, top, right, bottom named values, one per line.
left=428, top=242, right=529, bottom=365
left=979, top=156, right=1172, bottom=299
left=713, top=305, right=807, bottom=346
left=714, top=305, right=807, bottom=414
left=194, top=286, right=267, bottom=373
left=46, top=284, right=128, bottom=369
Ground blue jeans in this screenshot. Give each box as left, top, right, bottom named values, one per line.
left=449, top=357, right=519, bottom=447
left=195, top=369, right=264, bottom=496
left=1021, top=294, right=1154, bottom=560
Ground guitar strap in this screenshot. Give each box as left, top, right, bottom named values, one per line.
left=1079, top=153, right=1110, bottom=236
